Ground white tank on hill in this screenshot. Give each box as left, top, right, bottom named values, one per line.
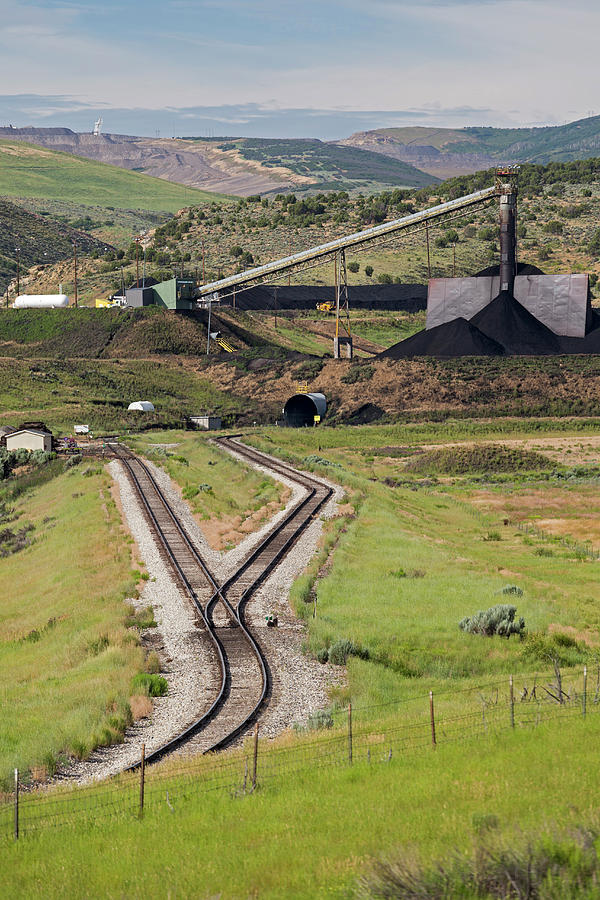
left=14, top=294, right=69, bottom=309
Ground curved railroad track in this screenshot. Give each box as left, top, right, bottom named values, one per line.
left=108, top=436, right=332, bottom=768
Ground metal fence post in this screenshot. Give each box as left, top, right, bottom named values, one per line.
left=139, top=743, right=145, bottom=817
left=348, top=702, right=353, bottom=765
left=583, top=665, right=588, bottom=719
left=14, top=769, right=19, bottom=841
left=510, top=675, right=515, bottom=729
left=429, top=691, right=437, bottom=748
left=252, top=723, right=259, bottom=790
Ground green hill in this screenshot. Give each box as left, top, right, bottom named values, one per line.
left=0, top=140, right=231, bottom=212
left=344, top=116, right=600, bottom=175
left=0, top=198, right=111, bottom=297
left=191, top=136, right=439, bottom=191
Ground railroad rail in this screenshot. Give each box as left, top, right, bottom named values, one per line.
left=108, top=436, right=332, bottom=767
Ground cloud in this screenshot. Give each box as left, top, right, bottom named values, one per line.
left=0, top=0, right=596, bottom=130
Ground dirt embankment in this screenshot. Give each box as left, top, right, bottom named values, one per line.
left=193, top=355, right=600, bottom=422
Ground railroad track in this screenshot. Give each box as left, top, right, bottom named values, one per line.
left=108, top=436, right=332, bottom=767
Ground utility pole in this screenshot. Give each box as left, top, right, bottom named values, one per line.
left=425, top=222, right=431, bottom=279
left=202, top=236, right=205, bottom=284
left=135, top=237, right=140, bottom=288
left=73, top=241, right=78, bottom=308
left=206, top=293, right=212, bottom=355
left=15, top=247, right=20, bottom=297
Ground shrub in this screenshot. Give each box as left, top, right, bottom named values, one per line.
left=182, top=485, right=199, bottom=500
left=329, top=639, right=369, bottom=665
left=359, top=824, right=600, bottom=900
left=341, top=364, right=375, bottom=384
left=131, top=673, right=168, bottom=697
left=329, top=639, right=356, bottom=665
left=459, top=604, right=525, bottom=638
left=364, top=265, right=374, bottom=277
left=501, top=584, right=523, bottom=596
left=307, top=709, right=333, bottom=730
left=316, top=647, right=329, bottom=663
left=347, top=261, right=360, bottom=273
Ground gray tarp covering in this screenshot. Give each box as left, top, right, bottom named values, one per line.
left=426, top=274, right=589, bottom=337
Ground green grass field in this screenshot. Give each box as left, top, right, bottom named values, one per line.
left=0, top=460, right=146, bottom=785
left=3, top=713, right=600, bottom=897
left=0, top=140, right=230, bottom=212
left=3, top=416, right=600, bottom=896
left=0, top=356, right=253, bottom=433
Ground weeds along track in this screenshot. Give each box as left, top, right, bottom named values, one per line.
left=108, top=437, right=332, bottom=767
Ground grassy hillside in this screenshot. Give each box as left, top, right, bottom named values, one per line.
left=0, top=459, right=146, bottom=783
left=350, top=115, right=600, bottom=165
left=0, top=140, right=230, bottom=212
left=0, top=199, right=109, bottom=297
left=225, top=137, right=439, bottom=190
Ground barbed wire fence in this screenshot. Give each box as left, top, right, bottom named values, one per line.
left=1, top=664, right=596, bottom=842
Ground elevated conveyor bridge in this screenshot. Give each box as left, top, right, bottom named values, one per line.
left=197, top=183, right=498, bottom=357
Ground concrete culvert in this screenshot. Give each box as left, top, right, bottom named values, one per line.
left=283, top=392, right=326, bottom=427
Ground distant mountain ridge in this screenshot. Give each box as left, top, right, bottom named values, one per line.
left=338, top=116, right=600, bottom=178
left=0, top=127, right=438, bottom=196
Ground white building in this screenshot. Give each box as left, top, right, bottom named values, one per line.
left=5, top=429, right=52, bottom=452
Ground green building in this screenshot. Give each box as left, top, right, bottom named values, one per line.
left=126, top=278, right=196, bottom=310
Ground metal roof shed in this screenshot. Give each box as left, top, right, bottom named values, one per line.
left=5, top=429, right=52, bottom=452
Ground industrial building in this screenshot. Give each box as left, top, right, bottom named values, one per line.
left=188, top=415, right=222, bottom=431
left=126, top=278, right=196, bottom=310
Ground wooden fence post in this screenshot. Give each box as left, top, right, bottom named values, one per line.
left=429, top=691, right=436, bottom=748
left=139, top=743, right=146, bottom=817
left=348, top=702, right=353, bottom=765
left=14, top=769, right=19, bottom=841
left=583, top=665, right=588, bottom=719
left=252, top=723, right=259, bottom=790
left=510, top=675, right=515, bottom=729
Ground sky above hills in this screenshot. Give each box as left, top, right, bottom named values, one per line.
left=0, top=0, right=597, bottom=139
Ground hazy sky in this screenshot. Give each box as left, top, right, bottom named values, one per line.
left=0, top=0, right=597, bottom=138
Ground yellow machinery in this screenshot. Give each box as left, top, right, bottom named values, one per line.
left=316, top=302, right=334, bottom=312
left=95, top=298, right=114, bottom=308
left=216, top=336, right=236, bottom=353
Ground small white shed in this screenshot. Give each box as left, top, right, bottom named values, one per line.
left=188, top=415, right=221, bottom=431
left=127, top=401, right=155, bottom=412
left=5, top=429, right=52, bottom=452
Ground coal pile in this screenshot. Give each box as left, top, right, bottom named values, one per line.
left=380, top=316, right=505, bottom=359
left=470, top=291, right=561, bottom=355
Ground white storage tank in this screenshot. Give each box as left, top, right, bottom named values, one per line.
left=14, top=294, right=69, bottom=309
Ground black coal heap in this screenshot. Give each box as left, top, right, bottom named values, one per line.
left=470, top=290, right=561, bottom=356
left=380, top=316, right=505, bottom=359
